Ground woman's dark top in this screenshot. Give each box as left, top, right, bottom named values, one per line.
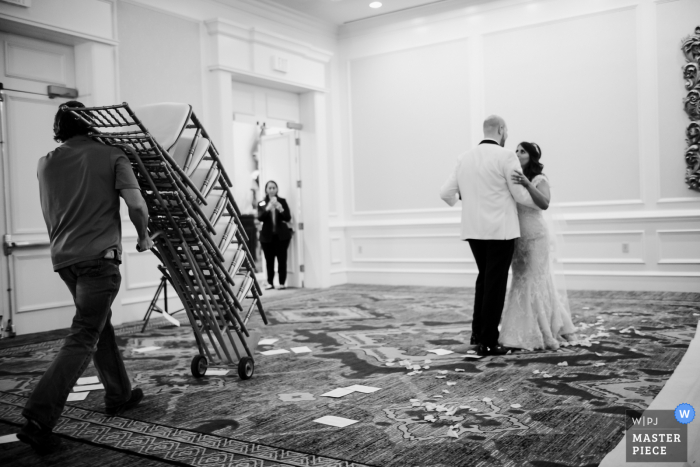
left=257, top=196, right=292, bottom=242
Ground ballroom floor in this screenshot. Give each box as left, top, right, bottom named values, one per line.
left=1, top=285, right=698, bottom=467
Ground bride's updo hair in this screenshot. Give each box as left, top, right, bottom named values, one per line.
left=519, top=141, right=544, bottom=181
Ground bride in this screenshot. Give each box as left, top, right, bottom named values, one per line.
left=499, top=142, right=576, bottom=350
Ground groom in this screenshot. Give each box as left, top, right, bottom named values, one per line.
left=439, top=115, right=539, bottom=356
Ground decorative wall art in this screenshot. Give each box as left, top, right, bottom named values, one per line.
left=682, top=26, right=700, bottom=191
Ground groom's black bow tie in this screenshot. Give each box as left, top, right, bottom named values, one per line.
left=479, top=140, right=499, bottom=145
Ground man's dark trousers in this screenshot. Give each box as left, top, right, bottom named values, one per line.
left=22, top=258, right=133, bottom=429
left=468, top=239, right=516, bottom=346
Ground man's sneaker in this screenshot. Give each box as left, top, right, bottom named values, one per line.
left=106, top=388, right=144, bottom=416
left=476, top=343, right=509, bottom=356
left=17, top=419, right=62, bottom=455
left=264, top=284, right=275, bottom=290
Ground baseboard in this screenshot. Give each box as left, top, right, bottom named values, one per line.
left=342, top=269, right=700, bottom=293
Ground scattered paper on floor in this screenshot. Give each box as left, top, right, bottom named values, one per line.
left=77, top=376, right=99, bottom=385
left=321, top=388, right=356, bottom=398
left=133, top=346, right=161, bottom=353
left=158, top=311, right=180, bottom=327
left=557, top=362, right=568, bottom=366
left=67, top=392, right=90, bottom=401
left=258, top=338, right=279, bottom=346
left=206, top=369, right=230, bottom=376
left=427, top=349, right=454, bottom=355
left=345, top=385, right=381, bottom=394
left=72, top=383, right=104, bottom=392
left=259, top=349, right=290, bottom=356
left=291, top=346, right=312, bottom=354
left=510, top=404, right=522, bottom=408
left=447, top=382, right=457, bottom=386
left=313, top=416, right=358, bottom=427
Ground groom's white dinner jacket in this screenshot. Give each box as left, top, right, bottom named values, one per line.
left=440, top=139, right=541, bottom=240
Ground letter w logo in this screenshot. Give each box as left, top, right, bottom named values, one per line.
left=680, top=410, right=691, bottom=419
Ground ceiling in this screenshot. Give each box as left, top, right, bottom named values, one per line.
left=260, top=0, right=452, bottom=25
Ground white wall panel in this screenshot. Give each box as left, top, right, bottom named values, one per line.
left=5, top=41, right=67, bottom=84
left=657, top=229, right=700, bottom=264
left=349, top=39, right=470, bottom=213
left=0, top=32, right=75, bottom=95
left=117, top=2, right=203, bottom=115
left=266, top=90, right=300, bottom=121
left=331, top=236, right=342, bottom=265
left=352, top=234, right=472, bottom=264
left=124, top=249, right=162, bottom=290
left=232, top=87, right=256, bottom=116
left=0, top=0, right=115, bottom=43
left=483, top=8, right=639, bottom=205
left=558, top=231, right=645, bottom=264
left=6, top=94, right=61, bottom=234
left=656, top=0, right=700, bottom=202
left=13, top=252, right=72, bottom=313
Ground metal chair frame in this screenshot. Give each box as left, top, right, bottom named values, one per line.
left=67, top=103, right=267, bottom=379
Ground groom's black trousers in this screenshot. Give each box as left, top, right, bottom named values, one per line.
left=468, top=239, right=515, bottom=346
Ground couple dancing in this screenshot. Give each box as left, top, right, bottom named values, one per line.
left=440, top=115, right=575, bottom=356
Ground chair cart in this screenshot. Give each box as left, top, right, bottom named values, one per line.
left=67, top=102, right=268, bottom=380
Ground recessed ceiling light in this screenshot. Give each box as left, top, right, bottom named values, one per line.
left=369, top=2, right=382, bottom=8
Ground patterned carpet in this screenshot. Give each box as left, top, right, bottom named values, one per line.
left=0, top=284, right=698, bottom=467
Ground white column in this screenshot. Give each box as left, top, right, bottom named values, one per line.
left=299, top=91, right=331, bottom=288
left=74, top=42, right=118, bottom=107
left=206, top=69, right=235, bottom=175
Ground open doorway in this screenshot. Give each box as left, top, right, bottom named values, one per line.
left=232, top=117, right=304, bottom=289
left=230, top=81, right=305, bottom=289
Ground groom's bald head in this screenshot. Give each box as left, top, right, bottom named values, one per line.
left=483, top=115, right=508, bottom=146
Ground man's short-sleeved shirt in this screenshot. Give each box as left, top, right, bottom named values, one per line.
left=37, top=135, right=140, bottom=270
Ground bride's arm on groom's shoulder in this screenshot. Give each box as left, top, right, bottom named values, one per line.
left=512, top=172, right=550, bottom=210
left=503, top=155, right=542, bottom=210
left=439, top=166, right=461, bottom=207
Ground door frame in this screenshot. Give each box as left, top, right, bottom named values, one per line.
left=259, top=129, right=305, bottom=288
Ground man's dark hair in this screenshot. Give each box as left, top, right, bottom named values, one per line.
left=53, top=101, right=91, bottom=143
left=519, top=141, right=544, bottom=181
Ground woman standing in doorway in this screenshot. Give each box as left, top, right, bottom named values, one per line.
left=257, top=180, right=292, bottom=290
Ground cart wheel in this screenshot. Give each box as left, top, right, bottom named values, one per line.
left=238, top=357, right=254, bottom=380
left=191, top=355, right=208, bottom=378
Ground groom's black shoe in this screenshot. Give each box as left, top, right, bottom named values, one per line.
left=477, top=343, right=509, bottom=356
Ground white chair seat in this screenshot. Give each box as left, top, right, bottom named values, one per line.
left=170, top=135, right=210, bottom=175
left=131, top=103, right=192, bottom=151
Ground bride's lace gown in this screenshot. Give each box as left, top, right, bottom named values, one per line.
left=499, top=174, right=576, bottom=350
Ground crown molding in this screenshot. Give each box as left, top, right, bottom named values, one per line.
left=205, top=18, right=333, bottom=62
left=211, top=0, right=338, bottom=37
